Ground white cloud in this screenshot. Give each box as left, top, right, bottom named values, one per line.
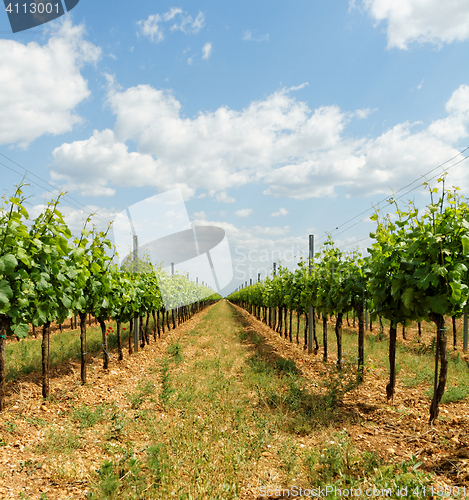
left=356, top=0, right=469, bottom=49
left=252, top=225, right=290, bottom=236
left=171, top=11, right=205, bottom=34
left=192, top=211, right=206, bottom=219
left=271, top=207, right=289, bottom=217
left=355, top=108, right=375, bottom=119
left=0, top=19, right=100, bottom=148
left=136, top=14, right=164, bottom=42
left=235, top=208, right=253, bottom=217
left=202, top=42, right=212, bottom=59
left=242, top=31, right=269, bottom=42
left=50, top=82, right=469, bottom=201
left=27, top=202, right=120, bottom=237
left=215, top=192, right=236, bottom=204
left=137, top=9, right=204, bottom=42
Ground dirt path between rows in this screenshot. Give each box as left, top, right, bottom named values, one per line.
left=0, top=305, right=214, bottom=499
left=0, top=300, right=468, bottom=499
left=230, top=303, right=469, bottom=491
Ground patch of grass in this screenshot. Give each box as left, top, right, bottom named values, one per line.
left=70, top=403, right=111, bottom=428
left=5, top=321, right=131, bottom=382
left=86, top=301, right=438, bottom=499
left=303, top=431, right=432, bottom=497
left=426, top=384, right=469, bottom=403
left=277, top=438, right=299, bottom=482
left=22, top=415, right=46, bottom=427
left=126, top=380, right=155, bottom=409
left=107, top=410, right=127, bottom=441
left=37, top=426, right=83, bottom=454
left=245, top=349, right=358, bottom=432
left=238, top=328, right=249, bottom=342
left=166, top=341, right=183, bottom=361
left=246, top=353, right=273, bottom=375
left=159, top=360, right=174, bottom=407
left=403, top=369, right=433, bottom=388
left=275, top=357, right=299, bottom=375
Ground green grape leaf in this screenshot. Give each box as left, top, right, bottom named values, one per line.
left=12, top=322, right=30, bottom=339
left=0, top=254, right=18, bottom=275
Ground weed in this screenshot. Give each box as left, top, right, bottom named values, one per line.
left=4, top=420, right=17, bottom=433
left=94, top=460, right=120, bottom=498
left=251, top=333, right=263, bottom=346
left=19, top=459, right=42, bottom=476
left=108, top=410, right=126, bottom=440
left=277, top=438, right=299, bottom=481
left=91, top=453, right=146, bottom=499
left=417, top=338, right=436, bottom=355
left=70, top=403, right=109, bottom=428
left=275, top=357, right=299, bottom=374
left=22, top=415, right=46, bottom=427
left=238, top=328, right=249, bottom=342
left=146, top=443, right=170, bottom=484
left=321, top=363, right=360, bottom=409
left=303, top=433, right=432, bottom=497
left=167, top=341, right=183, bottom=361
left=160, top=360, right=174, bottom=407
left=246, top=354, right=272, bottom=375
left=38, top=426, right=82, bottom=454
left=126, top=380, right=155, bottom=408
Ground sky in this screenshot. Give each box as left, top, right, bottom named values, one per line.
left=1, top=0, right=469, bottom=295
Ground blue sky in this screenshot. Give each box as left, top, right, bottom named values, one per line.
left=1, top=0, right=469, bottom=294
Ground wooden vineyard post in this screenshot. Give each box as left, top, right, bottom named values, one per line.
left=79, top=312, right=87, bottom=384
left=308, top=234, right=314, bottom=354
left=133, top=235, right=139, bottom=353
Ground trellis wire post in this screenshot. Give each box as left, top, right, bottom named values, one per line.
left=308, top=235, right=314, bottom=354
left=273, top=262, right=277, bottom=329
left=133, top=234, right=139, bottom=352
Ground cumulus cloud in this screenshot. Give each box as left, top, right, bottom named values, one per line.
left=50, top=81, right=469, bottom=200
left=137, top=9, right=204, bottom=42
left=355, top=0, right=469, bottom=49
left=202, top=42, right=212, bottom=59
left=271, top=208, right=289, bottom=217
left=235, top=208, right=253, bottom=217
left=0, top=19, right=100, bottom=148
